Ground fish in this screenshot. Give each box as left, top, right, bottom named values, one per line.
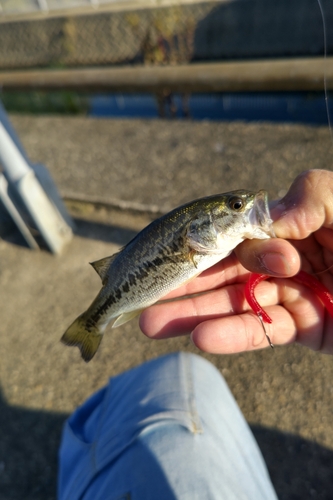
left=61, top=189, right=275, bottom=362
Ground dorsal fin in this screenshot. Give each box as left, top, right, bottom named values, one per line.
left=90, top=253, right=119, bottom=283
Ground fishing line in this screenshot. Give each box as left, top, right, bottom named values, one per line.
left=317, top=0, right=333, bottom=144
left=313, top=0, right=333, bottom=277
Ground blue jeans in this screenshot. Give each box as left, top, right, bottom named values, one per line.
left=58, top=352, right=278, bottom=500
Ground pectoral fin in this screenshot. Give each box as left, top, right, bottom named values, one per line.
left=112, top=309, right=144, bottom=328
left=188, top=249, right=198, bottom=268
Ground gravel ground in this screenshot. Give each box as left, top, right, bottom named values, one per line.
left=0, top=115, right=333, bottom=500
left=10, top=114, right=333, bottom=209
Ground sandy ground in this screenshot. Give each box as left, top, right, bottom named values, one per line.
left=0, top=115, right=333, bottom=499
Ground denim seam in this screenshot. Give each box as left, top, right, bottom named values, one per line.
left=183, top=353, right=203, bottom=434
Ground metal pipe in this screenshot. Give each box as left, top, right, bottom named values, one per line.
left=0, top=58, right=332, bottom=93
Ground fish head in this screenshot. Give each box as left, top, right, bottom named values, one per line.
left=187, top=189, right=274, bottom=257
left=211, top=189, right=275, bottom=240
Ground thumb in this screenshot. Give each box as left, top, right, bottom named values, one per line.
left=271, top=169, right=333, bottom=240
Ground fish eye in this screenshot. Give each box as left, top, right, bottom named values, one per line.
left=228, top=196, right=244, bottom=211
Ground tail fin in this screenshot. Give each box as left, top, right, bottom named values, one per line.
left=61, top=315, right=102, bottom=362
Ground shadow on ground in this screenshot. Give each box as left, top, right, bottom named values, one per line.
left=0, top=387, right=66, bottom=500
left=73, top=217, right=138, bottom=245
left=252, top=426, right=333, bottom=500
left=0, top=215, right=141, bottom=251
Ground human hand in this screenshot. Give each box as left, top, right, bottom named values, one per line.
left=139, top=170, right=333, bottom=354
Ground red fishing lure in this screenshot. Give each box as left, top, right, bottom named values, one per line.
left=245, top=270, right=333, bottom=347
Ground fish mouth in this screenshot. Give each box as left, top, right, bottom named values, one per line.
left=249, top=190, right=275, bottom=237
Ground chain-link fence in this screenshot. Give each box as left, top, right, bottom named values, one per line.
left=0, top=3, right=215, bottom=69
left=0, top=0, right=333, bottom=71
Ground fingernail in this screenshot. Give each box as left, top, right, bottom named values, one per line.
left=260, top=252, right=291, bottom=276
left=190, top=332, right=196, bottom=346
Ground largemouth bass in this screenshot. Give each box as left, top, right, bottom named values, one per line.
left=62, top=189, right=274, bottom=361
